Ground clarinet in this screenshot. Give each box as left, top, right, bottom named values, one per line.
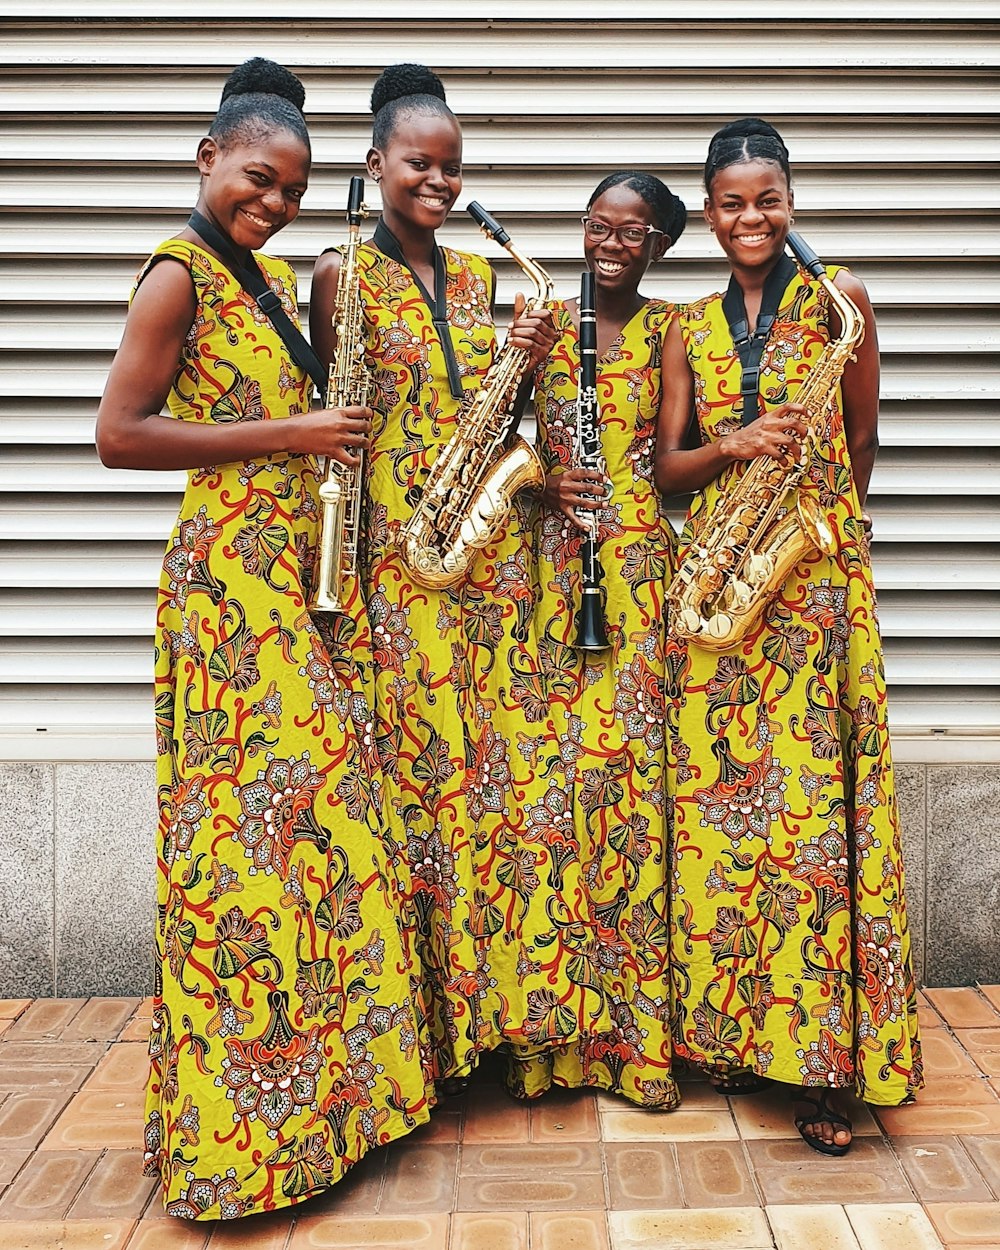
left=572, top=270, right=611, bottom=651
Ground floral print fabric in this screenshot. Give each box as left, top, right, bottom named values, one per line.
left=510, top=300, right=681, bottom=1106
left=141, top=240, right=432, bottom=1220
left=668, top=268, right=922, bottom=1105
left=356, top=244, right=611, bottom=1085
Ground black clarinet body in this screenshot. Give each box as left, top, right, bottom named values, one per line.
left=572, top=271, right=611, bottom=652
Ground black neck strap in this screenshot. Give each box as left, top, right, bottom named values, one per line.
left=372, top=218, right=464, bottom=399
left=186, top=209, right=327, bottom=397
left=722, top=253, right=797, bottom=426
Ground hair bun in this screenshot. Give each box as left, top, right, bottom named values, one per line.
left=221, top=57, right=306, bottom=113
left=712, top=116, right=786, bottom=150
left=371, top=63, right=446, bottom=115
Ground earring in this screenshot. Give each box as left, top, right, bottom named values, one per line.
left=709, top=224, right=716, bottom=233
left=373, top=173, right=381, bottom=185
left=789, top=216, right=795, bottom=225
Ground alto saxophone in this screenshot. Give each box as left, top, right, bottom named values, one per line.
left=308, top=176, right=370, bottom=615
left=667, top=231, right=865, bottom=651
left=399, top=202, right=552, bottom=589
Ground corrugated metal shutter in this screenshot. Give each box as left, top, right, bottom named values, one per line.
left=1, top=7, right=998, bottom=762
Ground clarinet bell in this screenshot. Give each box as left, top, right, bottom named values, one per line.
left=574, top=589, right=611, bottom=651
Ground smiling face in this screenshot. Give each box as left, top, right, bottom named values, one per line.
left=704, top=158, right=793, bottom=273
left=196, top=128, right=310, bottom=250
left=584, top=183, right=668, bottom=297
left=368, top=110, right=463, bottom=234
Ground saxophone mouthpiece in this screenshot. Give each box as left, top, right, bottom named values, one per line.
left=347, top=175, right=366, bottom=225
left=468, top=201, right=510, bottom=247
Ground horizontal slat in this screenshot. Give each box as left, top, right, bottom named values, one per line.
left=4, top=21, right=999, bottom=70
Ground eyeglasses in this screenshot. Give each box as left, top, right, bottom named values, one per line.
left=580, top=217, right=665, bottom=248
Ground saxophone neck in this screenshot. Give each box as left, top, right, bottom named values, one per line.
left=501, top=239, right=554, bottom=307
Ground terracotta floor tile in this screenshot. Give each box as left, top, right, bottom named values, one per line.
left=39, top=1089, right=145, bottom=1151
left=976, top=1057, right=1000, bottom=1080
left=63, top=1000, right=142, bottom=1044
left=381, top=1142, right=459, bottom=1212
left=608, top=1206, right=774, bottom=1249
left=126, top=1220, right=211, bottom=1249
left=461, top=1142, right=603, bottom=1178
left=746, top=1137, right=913, bottom=1205
left=531, top=1210, right=610, bottom=1250
left=0, top=1090, right=73, bottom=1149
left=0, top=1148, right=29, bottom=1187
left=676, top=1140, right=760, bottom=1208
left=4, top=999, right=87, bottom=1041
left=68, top=1149, right=156, bottom=1219
left=731, top=1088, right=879, bottom=1139
left=603, top=1143, right=684, bottom=1210
left=205, top=1207, right=296, bottom=1248
left=894, top=1136, right=995, bottom=1203
left=919, top=992, right=947, bottom=1027
left=82, top=1043, right=149, bottom=1093
left=0, top=1040, right=108, bottom=1070
left=957, top=1031, right=1000, bottom=1057
left=845, top=1203, right=946, bottom=1250
left=299, top=1150, right=386, bottom=1217
left=118, top=1016, right=152, bottom=1045
left=450, top=1211, right=528, bottom=1250
left=962, top=1135, right=1000, bottom=1194
left=0, top=1021, right=12, bottom=1041
left=767, top=1203, right=862, bottom=1250
left=0, top=1148, right=98, bottom=1219
left=462, top=1085, right=529, bottom=1144
left=529, top=1088, right=600, bottom=1141
left=926, top=989, right=1000, bottom=1031
left=918, top=1077, right=999, bottom=1107
left=922, top=1033, right=984, bottom=1080
left=456, top=1170, right=604, bottom=1212
left=0, top=1063, right=97, bottom=1094
left=407, top=1107, right=462, bottom=1144
left=0, top=1218, right=136, bottom=1249
left=980, top=987, right=1000, bottom=1015
left=925, top=1201, right=1000, bottom=1243
left=876, top=1103, right=1000, bottom=1136
left=289, top=1213, right=450, bottom=1248
left=600, top=1108, right=737, bottom=1142
left=0, top=1001, right=32, bottom=1021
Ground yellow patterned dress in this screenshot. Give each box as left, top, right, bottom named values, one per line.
left=356, top=243, right=609, bottom=1085
left=511, top=299, right=681, bottom=1107
left=668, top=267, right=922, bottom=1105
left=141, top=240, right=432, bottom=1220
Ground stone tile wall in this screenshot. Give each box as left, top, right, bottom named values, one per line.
left=0, top=760, right=996, bottom=996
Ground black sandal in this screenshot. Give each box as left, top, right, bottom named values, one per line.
left=793, top=1089, right=853, bottom=1156
left=436, top=1075, right=471, bottom=1098
left=710, top=1069, right=773, bottom=1096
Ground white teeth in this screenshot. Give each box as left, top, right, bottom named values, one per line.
left=243, top=211, right=271, bottom=229
left=596, top=260, right=626, bottom=274
left=416, top=195, right=447, bottom=207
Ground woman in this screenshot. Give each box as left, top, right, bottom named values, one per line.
left=510, top=172, right=686, bottom=1106
left=656, top=117, right=922, bottom=1153
left=310, top=63, right=609, bottom=1091
left=97, top=58, right=431, bottom=1219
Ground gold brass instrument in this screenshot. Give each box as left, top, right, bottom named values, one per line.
left=666, top=231, right=864, bottom=650
left=308, top=176, right=370, bottom=614
left=399, top=202, right=552, bottom=590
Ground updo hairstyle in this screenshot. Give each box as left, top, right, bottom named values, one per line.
left=704, top=117, right=790, bottom=193
left=587, top=170, right=687, bottom=247
left=210, top=57, right=310, bottom=154
left=371, top=62, right=456, bottom=148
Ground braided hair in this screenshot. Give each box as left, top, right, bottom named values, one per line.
left=587, top=170, right=687, bottom=246
left=210, top=57, right=310, bottom=154
left=704, top=117, right=790, bottom=192
left=371, top=63, right=456, bottom=149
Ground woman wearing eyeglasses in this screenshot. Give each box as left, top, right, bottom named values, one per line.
left=508, top=171, right=688, bottom=1107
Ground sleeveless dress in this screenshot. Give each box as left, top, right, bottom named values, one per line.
left=140, top=239, right=431, bottom=1220
left=668, top=266, right=922, bottom=1105
left=356, top=242, right=609, bottom=1085
left=507, top=300, right=680, bottom=1107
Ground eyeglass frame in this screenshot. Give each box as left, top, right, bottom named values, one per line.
left=580, top=216, right=667, bottom=248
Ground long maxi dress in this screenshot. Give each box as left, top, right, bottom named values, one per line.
left=141, top=240, right=432, bottom=1220
left=354, top=241, right=610, bottom=1086
left=667, top=265, right=922, bottom=1105
left=510, top=299, right=681, bottom=1107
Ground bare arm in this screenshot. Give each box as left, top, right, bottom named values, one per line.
left=654, top=316, right=808, bottom=496
left=833, top=269, right=880, bottom=508
left=97, top=255, right=369, bottom=471
left=309, top=248, right=342, bottom=370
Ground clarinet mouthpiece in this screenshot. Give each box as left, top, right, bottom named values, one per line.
left=468, top=201, right=511, bottom=247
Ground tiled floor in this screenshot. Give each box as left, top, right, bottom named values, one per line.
left=1, top=988, right=999, bottom=1249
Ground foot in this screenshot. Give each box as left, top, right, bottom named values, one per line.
left=436, top=1075, right=470, bottom=1098
left=793, top=1088, right=853, bottom=1155
left=708, top=1069, right=773, bottom=1096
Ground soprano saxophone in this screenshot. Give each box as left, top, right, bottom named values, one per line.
left=399, top=202, right=552, bottom=590
left=666, top=232, right=865, bottom=650
left=308, top=176, right=370, bottom=615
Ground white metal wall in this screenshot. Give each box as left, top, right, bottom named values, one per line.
left=1, top=6, right=998, bottom=762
